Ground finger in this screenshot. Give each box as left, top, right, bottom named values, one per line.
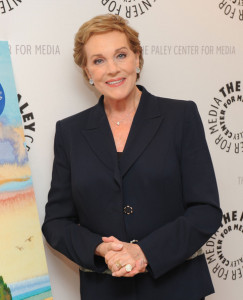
left=134, top=259, right=147, bottom=273
left=136, top=259, right=147, bottom=271
left=105, top=250, right=126, bottom=267
left=105, top=251, right=118, bottom=265
left=114, top=260, right=146, bottom=277
left=123, top=268, right=139, bottom=277
left=109, top=254, right=133, bottom=273
left=112, top=262, right=136, bottom=277
left=105, top=247, right=126, bottom=263
left=106, top=248, right=137, bottom=271
left=108, top=258, right=122, bottom=271
left=104, top=243, right=123, bottom=254
left=108, top=254, right=129, bottom=271
left=110, top=260, right=125, bottom=272
left=102, top=236, right=119, bottom=243
left=122, top=261, right=141, bottom=277
left=102, top=237, right=123, bottom=251
left=111, top=243, right=123, bottom=251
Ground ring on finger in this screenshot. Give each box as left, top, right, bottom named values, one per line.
left=125, top=264, right=133, bottom=272
left=115, top=261, right=122, bottom=269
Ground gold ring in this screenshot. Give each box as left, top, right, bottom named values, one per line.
left=115, top=261, right=122, bottom=269
left=125, top=264, right=132, bottom=272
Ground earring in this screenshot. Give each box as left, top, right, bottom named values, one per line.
left=136, top=67, right=140, bottom=74
left=89, top=78, right=94, bottom=85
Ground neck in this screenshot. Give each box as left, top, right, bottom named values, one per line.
left=104, top=86, right=141, bottom=116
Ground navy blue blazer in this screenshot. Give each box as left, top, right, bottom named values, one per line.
left=42, top=85, right=222, bottom=300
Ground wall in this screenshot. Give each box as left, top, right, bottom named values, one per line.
left=0, top=1, right=242, bottom=299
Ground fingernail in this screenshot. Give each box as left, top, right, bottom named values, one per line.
left=116, top=244, right=123, bottom=248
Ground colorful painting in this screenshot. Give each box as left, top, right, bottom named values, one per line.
left=0, top=41, right=52, bottom=300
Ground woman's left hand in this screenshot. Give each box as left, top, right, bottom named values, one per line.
left=102, top=236, right=148, bottom=277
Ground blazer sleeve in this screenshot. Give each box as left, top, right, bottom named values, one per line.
left=42, top=121, right=107, bottom=272
left=138, top=101, right=222, bottom=279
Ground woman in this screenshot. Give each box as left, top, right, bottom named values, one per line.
left=42, top=14, right=222, bottom=300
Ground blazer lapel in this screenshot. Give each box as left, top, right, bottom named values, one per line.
left=81, top=86, right=164, bottom=186
left=120, top=86, right=164, bottom=177
left=81, top=97, right=122, bottom=187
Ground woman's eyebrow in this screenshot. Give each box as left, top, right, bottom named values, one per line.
left=114, top=47, right=128, bottom=52
left=90, top=47, right=128, bottom=59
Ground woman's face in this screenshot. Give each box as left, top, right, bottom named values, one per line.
left=84, top=31, right=139, bottom=102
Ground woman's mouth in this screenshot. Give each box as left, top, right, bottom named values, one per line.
left=106, top=78, right=125, bottom=87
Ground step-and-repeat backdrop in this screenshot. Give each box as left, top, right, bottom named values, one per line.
left=0, top=1, right=242, bottom=299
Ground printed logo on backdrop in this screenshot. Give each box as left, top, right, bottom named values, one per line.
left=208, top=81, right=243, bottom=154
left=0, top=0, right=24, bottom=15
left=142, top=45, right=236, bottom=56
left=205, top=211, right=243, bottom=281
left=9, top=44, right=60, bottom=56
left=101, top=0, right=156, bottom=18
left=18, top=94, right=35, bottom=151
left=218, top=0, right=243, bottom=21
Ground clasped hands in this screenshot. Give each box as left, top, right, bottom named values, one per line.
left=95, top=236, right=148, bottom=277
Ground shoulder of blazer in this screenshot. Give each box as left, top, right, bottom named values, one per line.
left=58, top=104, right=99, bottom=128
left=57, top=86, right=197, bottom=134
left=143, top=86, right=196, bottom=119
left=137, top=84, right=191, bottom=104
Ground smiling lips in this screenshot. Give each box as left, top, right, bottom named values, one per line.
left=106, top=78, right=125, bottom=87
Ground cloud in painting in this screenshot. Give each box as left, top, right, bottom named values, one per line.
left=0, top=122, right=28, bottom=165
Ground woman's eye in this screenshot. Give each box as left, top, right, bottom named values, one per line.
left=117, top=53, right=127, bottom=59
left=94, top=58, right=103, bottom=65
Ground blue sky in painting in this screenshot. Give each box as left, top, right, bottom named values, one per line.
left=0, top=41, right=21, bottom=127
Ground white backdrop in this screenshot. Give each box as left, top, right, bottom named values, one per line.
left=0, top=1, right=242, bottom=299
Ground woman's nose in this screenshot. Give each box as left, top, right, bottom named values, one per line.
left=106, top=59, right=119, bottom=74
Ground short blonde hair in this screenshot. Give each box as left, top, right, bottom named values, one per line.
left=73, top=14, right=144, bottom=81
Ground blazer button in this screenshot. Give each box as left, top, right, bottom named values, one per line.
left=124, top=205, right=133, bottom=215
